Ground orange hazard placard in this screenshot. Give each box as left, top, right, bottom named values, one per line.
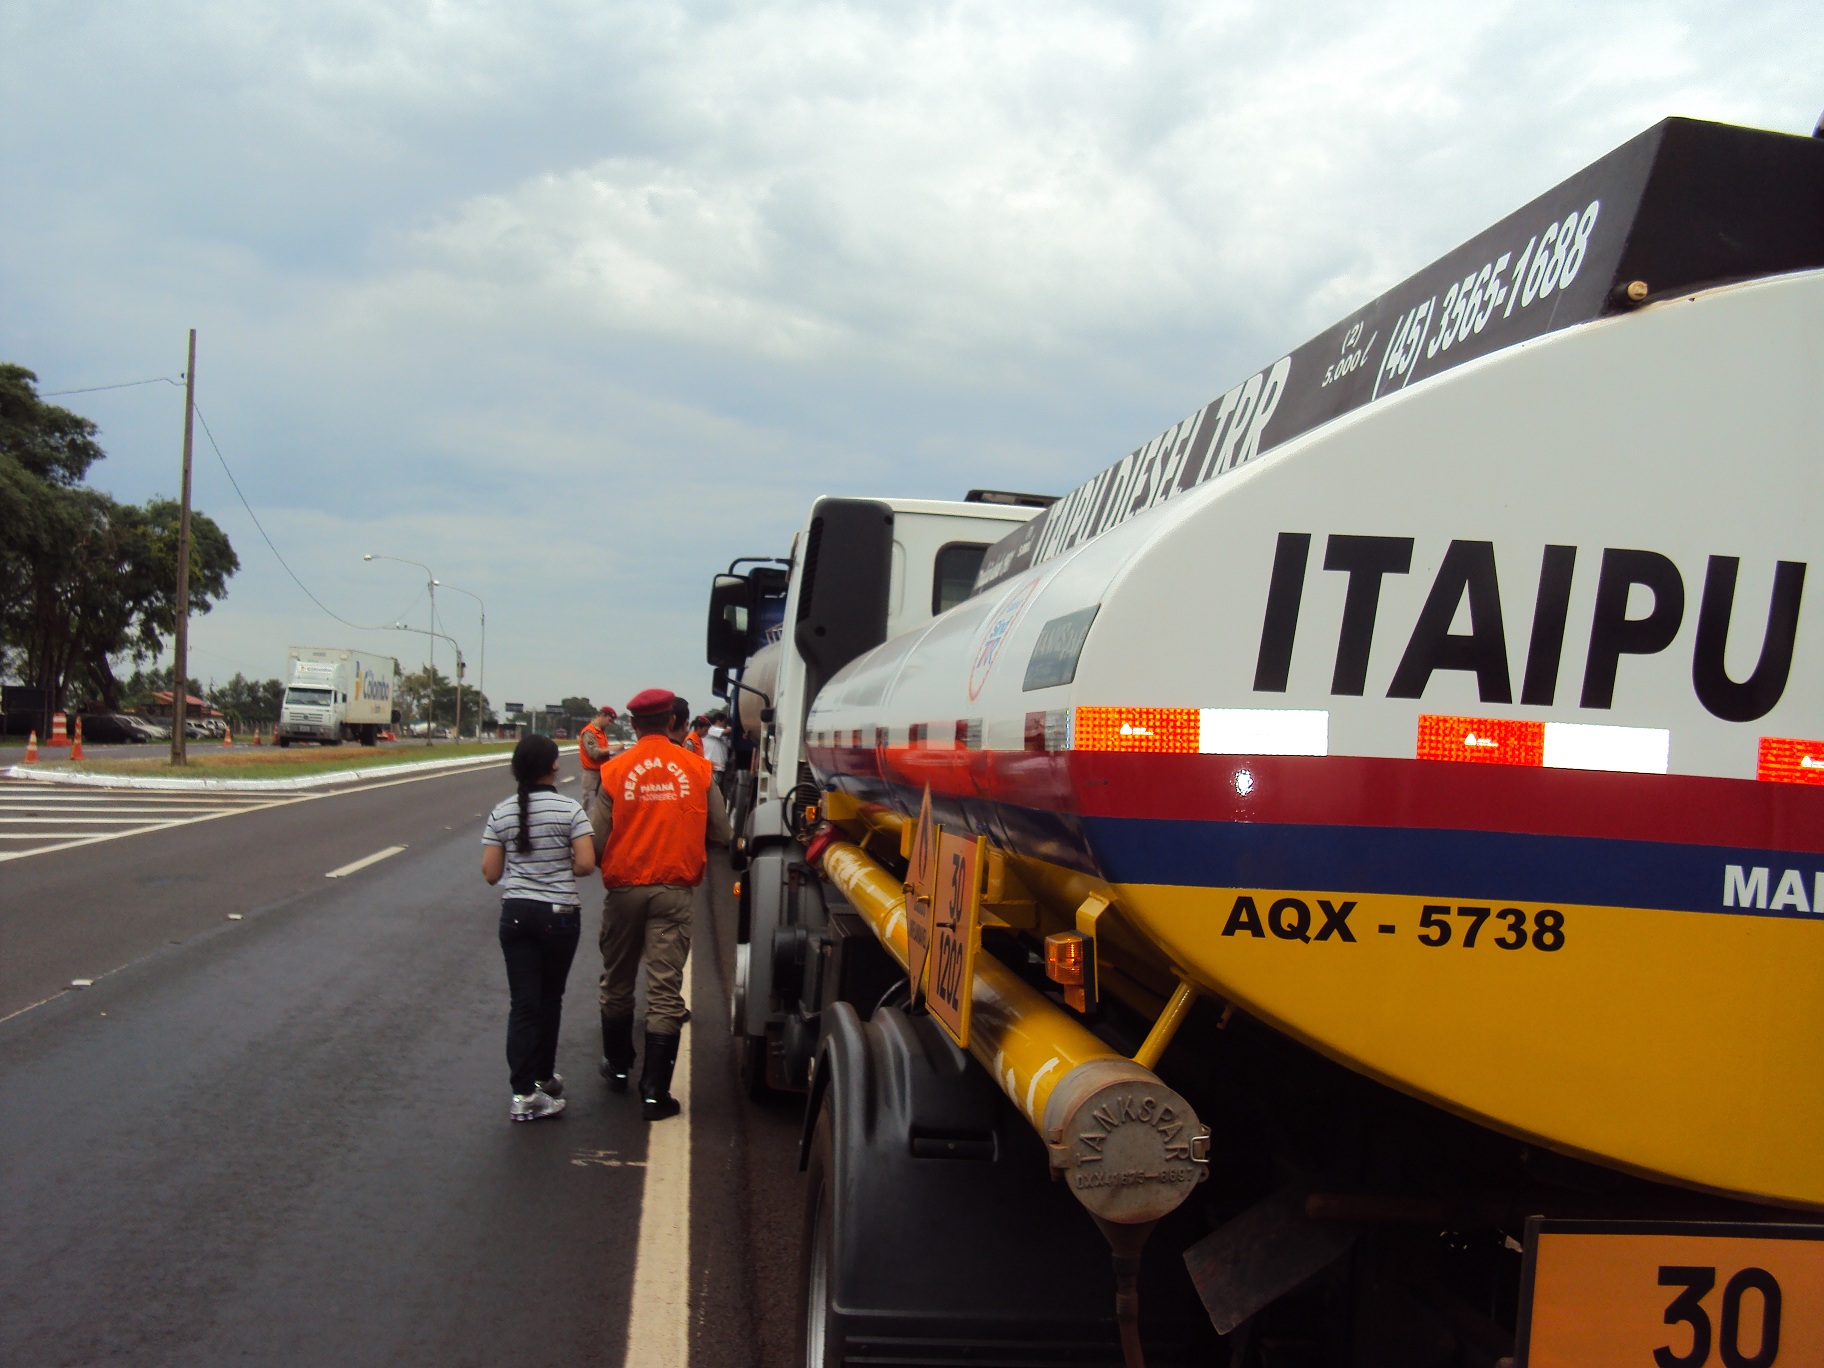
left=903, top=786, right=937, bottom=1007
left=927, top=830, right=982, bottom=1050
left=1518, top=1218, right=1824, bottom=1368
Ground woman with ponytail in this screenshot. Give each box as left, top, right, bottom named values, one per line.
left=481, top=733, right=594, bottom=1121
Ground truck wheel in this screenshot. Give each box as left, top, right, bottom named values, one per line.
left=799, top=1110, right=840, bottom=1368
left=277, top=737, right=290, bottom=749
left=738, top=1030, right=776, bottom=1103
left=361, top=728, right=377, bottom=747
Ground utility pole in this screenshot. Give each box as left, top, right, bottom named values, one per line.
left=170, top=329, right=196, bottom=766
left=426, top=581, right=437, bottom=745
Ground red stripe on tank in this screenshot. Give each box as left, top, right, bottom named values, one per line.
left=806, top=743, right=1824, bottom=854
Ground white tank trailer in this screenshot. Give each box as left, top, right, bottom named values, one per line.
left=713, top=118, right=1824, bottom=1367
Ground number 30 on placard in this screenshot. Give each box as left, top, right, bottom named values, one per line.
left=1655, top=1264, right=1780, bottom=1368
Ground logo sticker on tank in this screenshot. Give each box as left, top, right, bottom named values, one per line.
left=968, top=575, right=1047, bottom=701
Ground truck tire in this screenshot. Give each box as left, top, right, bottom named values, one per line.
left=799, top=1109, right=840, bottom=1368
left=277, top=736, right=290, bottom=749
left=799, top=1003, right=1213, bottom=1364
left=360, top=726, right=377, bottom=747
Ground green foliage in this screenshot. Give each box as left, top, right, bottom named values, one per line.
left=559, top=695, right=594, bottom=718
left=0, top=365, right=239, bottom=709
left=400, top=664, right=491, bottom=730
left=208, top=673, right=285, bottom=728
left=120, top=666, right=203, bottom=709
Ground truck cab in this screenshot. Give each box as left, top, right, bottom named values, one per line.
left=707, top=492, right=1047, bottom=1093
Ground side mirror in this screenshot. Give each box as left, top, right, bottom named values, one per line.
left=711, top=667, right=729, bottom=699
left=706, top=574, right=752, bottom=668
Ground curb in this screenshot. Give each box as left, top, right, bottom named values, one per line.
left=2, top=750, right=510, bottom=794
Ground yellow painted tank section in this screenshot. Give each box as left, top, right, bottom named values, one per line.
left=1119, top=879, right=1824, bottom=1209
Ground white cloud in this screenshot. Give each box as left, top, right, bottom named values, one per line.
left=3, top=0, right=1822, bottom=710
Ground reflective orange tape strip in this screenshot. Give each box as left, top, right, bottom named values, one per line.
left=1758, top=736, right=1824, bottom=785
left=1073, top=706, right=1200, bottom=754
left=1417, top=714, right=1544, bottom=766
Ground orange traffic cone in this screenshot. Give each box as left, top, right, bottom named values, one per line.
left=222, top=724, right=234, bottom=747
left=71, top=717, right=84, bottom=761
left=254, top=726, right=264, bottom=746
left=48, top=711, right=69, bottom=747
left=24, top=730, right=38, bottom=763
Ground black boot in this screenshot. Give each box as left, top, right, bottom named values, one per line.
left=640, top=1030, right=682, bottom=1121
left=599, top=1014, right=635, bottom=1092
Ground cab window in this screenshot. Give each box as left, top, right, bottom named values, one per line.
left=931, top=542, right=989, bottom=615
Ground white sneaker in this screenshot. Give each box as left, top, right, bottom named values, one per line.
left=510, top=1089, right=565, bottom=1122
left=535, top=1073, right=564, bottom=1099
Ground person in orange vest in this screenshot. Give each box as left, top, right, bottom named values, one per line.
left=577, top=704, right=617, bottom=812
left=592, top=689, right=731, bottom=1119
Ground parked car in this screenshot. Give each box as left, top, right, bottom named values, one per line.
left=78, top=713, right=161, bottom=744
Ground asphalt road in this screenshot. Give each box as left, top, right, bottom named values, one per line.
left=0, top=754, right=806, bottom=1367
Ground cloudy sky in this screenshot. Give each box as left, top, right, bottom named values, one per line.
left=3, top=1, right=1819, bottom=715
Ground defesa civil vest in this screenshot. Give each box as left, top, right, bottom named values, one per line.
left=598, top=735, right=714, bottom=887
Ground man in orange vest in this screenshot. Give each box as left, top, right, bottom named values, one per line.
left=593, top=688, right=731, bottom=1119
left=577, top=704, right=617, bottom=811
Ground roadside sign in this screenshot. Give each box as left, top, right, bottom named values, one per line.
left=904, top=787, right=936, bottom=1007
left=928, top=829, right=983, bottom=1049
left=503, top=702, right=524, bottom=714
left=1517, top=1218, right=1824, bottom=1367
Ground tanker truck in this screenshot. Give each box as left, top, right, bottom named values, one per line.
left=708, top=117, right=1824, bottom=1367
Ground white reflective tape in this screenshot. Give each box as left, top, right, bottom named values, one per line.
left=1542, top=722, right=1669, bottom=774
left=1024, top=1056, right=1060, bottom=1120
left=1199, top=708, right=1328, bottom=756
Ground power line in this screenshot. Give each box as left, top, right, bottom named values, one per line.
left=43, top=376, right=184, bottom=397
left=190, top=403, right=418, bottom=635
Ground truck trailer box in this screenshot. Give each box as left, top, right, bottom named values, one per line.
left=278, top=647, right=400, bottom=746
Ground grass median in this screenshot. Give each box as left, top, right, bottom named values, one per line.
left=26, top=740, right=515, bottom=781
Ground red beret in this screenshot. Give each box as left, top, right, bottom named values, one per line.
left=626, top=688, right=675, bottom=718
left=597, top=704, right=618, bottom=719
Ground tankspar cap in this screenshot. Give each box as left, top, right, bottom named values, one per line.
left=626, top=688, right=676, bottom=718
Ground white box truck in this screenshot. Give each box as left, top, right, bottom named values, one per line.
left=275, top=648, right=402, bottom=747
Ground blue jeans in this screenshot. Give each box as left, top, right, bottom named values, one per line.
left=499, top=899, right=581, bottom=1095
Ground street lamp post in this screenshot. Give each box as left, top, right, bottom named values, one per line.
left=365, top=553, right=437, bottom=745
left=435, top=581, right=486, bottom=738
left=390, top=622, right=464, bottom=742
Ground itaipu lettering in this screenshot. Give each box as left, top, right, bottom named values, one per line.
left=1253, top=533, right=1806, bottom=723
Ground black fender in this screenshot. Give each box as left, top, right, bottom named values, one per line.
left=799, top=1003, right=1214, bottom=1357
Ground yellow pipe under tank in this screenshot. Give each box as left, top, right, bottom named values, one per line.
left=819, top=840, right=1121, bottom=1128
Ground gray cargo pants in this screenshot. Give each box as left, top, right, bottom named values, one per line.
left=599, top=883, right=693, bottom=1035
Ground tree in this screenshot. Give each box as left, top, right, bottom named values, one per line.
left=400, top=664, right=491, bottom=732
left=121, top=665, right=203, bottom=710
left=0, top=366, right=239, bottom=710
left=208, top=674, right=285, bottom=730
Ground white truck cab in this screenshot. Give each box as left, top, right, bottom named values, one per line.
left=706, top=492, right=1047, bottom=1093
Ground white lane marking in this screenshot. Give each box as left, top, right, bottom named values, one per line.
left=324, top=845, right=407, bottom=879
left=0, top=760, right=497, bottom=865
left=0, top=813, right=267, bottom=864
left=623, top=962, right=692, bottom=1367
left=0, top=815, right=232, bottom=825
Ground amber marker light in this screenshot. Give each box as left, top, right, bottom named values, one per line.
left=1045, top=931, right=1088, bottom=1012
